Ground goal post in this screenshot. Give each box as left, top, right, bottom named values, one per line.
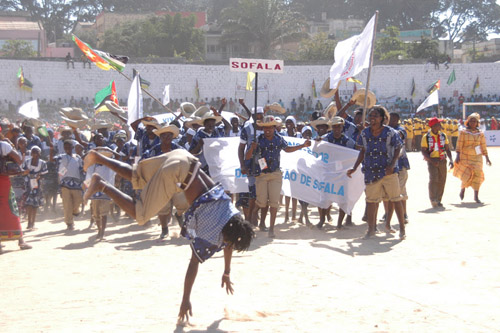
left=462, top=102, right=500, bottom=120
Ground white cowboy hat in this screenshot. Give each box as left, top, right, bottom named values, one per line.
left=105, top=101, right=127, bottom=115
left=200, top=111, right=222, bottom=124
left=256, top=115, right=281, bottom=127
left=90, top=119, right=113, bottom=131
left=351, top=89, right=377, bottom=109
left=193, top=106, right=210, bottom=118
left=141, top=118, right=161, bottom=129
left=62, top=116, right=88, bottom=129
left=320, top=78, right=341, bottom=98
left=268, top=102, right=286, bottom=114
left=310, top=116, right=331, bottom=131
left=153, top=124, right=180, bottom=138
left=323, top=102, right=338, bottom=119
left=330, top=116, right=345, bottom=126
left=184, top=116, right=203, bottom=129
left=26, top=117, right=44, bottom=128
left=59, top=107, right=89, bottom=120
left=180, top=102, right=197, bottom=118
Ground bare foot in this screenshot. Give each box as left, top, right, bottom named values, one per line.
left=83, top=150, right=98, bottom=172
left=385, top=225, right=396, bottom=233
left=83, top=174, right=105, bottom=202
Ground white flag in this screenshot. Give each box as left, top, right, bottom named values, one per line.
left=329, top=14, right=376, bottom=89
left=416, top=90, right=439, bottom=112
left=18, top=100, right=39, bottom=119
left=162, top=84, right=170, bottom=105
left=127, top=75, right=143, bottom=125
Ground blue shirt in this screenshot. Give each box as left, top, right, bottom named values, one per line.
left=25, top=134, right=42, bottom=150
left=392, top=125, right=410, bottom=170
left=182, top=184, right=240, bottom=263
left=142, top=142, right=181, bottom=160
left=343, top=119, right=359, bottom=141
left=357, top=126, right=403, bottom=184
left=323, top=132, right=356, bottom=149
left=255, top=132, right=288, bottom=175
left=189, top=127, right=225, bottom=168
left=55, top=154, right=84, bottom=190
left=134, top=127, right=160, bottom=157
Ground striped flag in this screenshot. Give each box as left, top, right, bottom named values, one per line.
left=133, top=69, right=150, bottom=89
left=312, top=79, right=317, bottom=98
left=410, top=78, right=416, bottom=97
left=426, top=79, right=440, bottom=94
left=73, top=35, right=112, bottom=71
left=17, top=67, right=33, bottom=92
left=94, top=81, right=118, bottom=109
left=472, top=76, right=479, bottom=93
left=347, top=77, right=362, bottom=85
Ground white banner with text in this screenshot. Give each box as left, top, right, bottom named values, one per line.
left=203, top=137, right=365, bottom=213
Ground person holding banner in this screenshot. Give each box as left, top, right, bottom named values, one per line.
left=246, top=115, right=311, bottom=238
left=347, top=107, right=406, bottom=239
left=81, top=148, right=254, bottom=321
left=321, top=117, right=357, bottom=229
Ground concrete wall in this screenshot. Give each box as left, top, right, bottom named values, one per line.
left=1, top=59, right=499, bottom=110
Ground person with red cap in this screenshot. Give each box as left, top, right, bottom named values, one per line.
left=421, top=117, right=454, bottom=208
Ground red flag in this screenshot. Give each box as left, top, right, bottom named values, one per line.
left=72, top=35, right=112, bottom=71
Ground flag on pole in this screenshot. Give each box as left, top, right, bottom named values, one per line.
left=329, top=14, right=376, bottom=89
left=127, top=74, right=143, bottom=125
left=410, top=78, right=416, bottom=98
left=133, top=69, right=150, bottom=89
left=195, top=79, right=200, bottom=100
left=17, top=67, right=33, bottom=92
left=347, top=77, right=362, bottom=85
left=18, top=100, right=39, bottom=119
left=312, top=79, right=317, bottom=98
left=447, top=69, right=456, bottom=85
left=426, top=79, right=440, bottom=94
left=246, top=72, right=256, bottom=91
left=94, top=81, right=118, bottom=109
left=416, top=90, right=439, bottom=112
left=472, top=76, right=479, bottom=93
left=93, top=49, right=128, bottom=72
left=162, top=85, right=170, bottom=105
left=73, top=35, right=112, bottom=71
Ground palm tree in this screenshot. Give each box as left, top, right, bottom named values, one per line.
left=220, top=0, right=307, bottom=59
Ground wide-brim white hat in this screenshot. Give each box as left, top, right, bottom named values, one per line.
left=141, top=119, right=161, bottom=129
left=200, top=111, right=222, bottom=124
left=184, top=116, right=203, bottom=129
left=180, top=102, right=197, bottom=118
left=90, top=120, right=113, bottom=131
left=323, top=102, right=338, bottom=119
left=310, top=116, right=331, bottom=131
left=62, top=116, right=88, bottom=129
left=105, top=101, right=127, bottom=115
left=320, top=78, right=340, bottom=98
left=352, top=89, right=377, bottom=109
left=256, top=115, right=281, bottom=127
left=330, top=116, right=345, bottom=126
left=59, top=107, right=89, bottom=120
left=268, top=102, right=286, bottom=114
left=153, top=124, right=180, bottom=138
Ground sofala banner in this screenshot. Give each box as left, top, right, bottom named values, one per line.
left=203, top=137, right=365, bottom=213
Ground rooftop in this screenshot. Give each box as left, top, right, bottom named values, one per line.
left=0, top=21, right=41, bottom=31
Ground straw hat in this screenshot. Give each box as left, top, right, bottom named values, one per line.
left=320, top=78, right=341, bottom=98
left=62, top=116, right=88, bottom=129
left=256, top=115, right=282, bottom=127
left=180, top=102, right=197, bottom=118
left=90, top=119, right=113, bottom=131
left=105, top=101, right=127, bottom=115
left=200, top=111, right=222, bottom=124
left=184, top=116, right=203, bottom=129
left=268, top=102, right=286, bottom=114
left=153, top=124, right=180, bottom=138
left=193, top=106, right=210, bottom=118
left=141, top=118, right=161, bottom=129
left=59, top=107, right=89, bottom=120
left=330, top=116, right=345, bottom=126
left=26, top=117, right=44, bottom=129
left=90, top=147, right=114, bottom=158
left=323, top=102, right=338, bottom=119
left=351, top=89, right=377, bottom=109
left=310, top=116, right=331, bottom=131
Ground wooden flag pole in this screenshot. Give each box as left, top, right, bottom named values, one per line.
left=361, top=11, right=379, bottom=125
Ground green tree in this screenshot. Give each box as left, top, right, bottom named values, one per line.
left=431, top=0, right=500, bottom=45
left=297, top=32, right=336, bottom=60
left=100, top=13, right=204, bottom=60
left=220, top=0, right=307, bottom=58
left=374, top=26, right=407, bottom=60
left=407, top=37, right=439, bottom=60
left=0, top=40, right=37, bottom=58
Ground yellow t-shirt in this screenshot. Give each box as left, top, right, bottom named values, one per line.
left=421, top=131, right=449, bottom=158
left=404, top=123, right=414, bottom=139
left=413, top=122, right=421, bottom=136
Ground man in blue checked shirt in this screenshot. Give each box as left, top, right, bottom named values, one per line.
left=82, top=148, right=254, bottom=322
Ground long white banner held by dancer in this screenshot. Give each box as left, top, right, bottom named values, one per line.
left=204, top=137, right=365, bottom=213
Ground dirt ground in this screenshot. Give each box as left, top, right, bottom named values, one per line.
left=1, top=149, right=499, bottom=332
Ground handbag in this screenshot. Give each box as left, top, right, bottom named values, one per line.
left=0, top=155, right=22, bottom=176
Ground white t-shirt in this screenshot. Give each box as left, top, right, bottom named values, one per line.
left=0, top=141, right=13, bottom=156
